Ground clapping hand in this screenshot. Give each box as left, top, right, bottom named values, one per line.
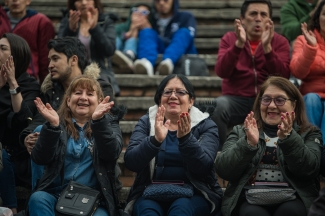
left=92, top=96, right=114, bottom=120
left=261, top=19, right=274, bottom=53
left=234, top=19, right=246, bottom=48
left=0, top=56, right=15, bottom=88
left=244, top=111, right=259, bottom=147
left=69, top=10, right=81, bottom=32
left=34, top=97, right=59, bottom=127
left=277, top=111, right=295, bottom=139
left=177, top=112, right=191, bottom=138
left=87, top=6, right=98, bottom=29
left=301, top=22, right=317, bottom=47
left=154, top=105, right=170, bottom=143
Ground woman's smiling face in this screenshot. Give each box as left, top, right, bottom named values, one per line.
left=260, top=85, right=296, bottom=125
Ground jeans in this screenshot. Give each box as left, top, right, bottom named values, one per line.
left=28, top=191, right=109, bottom=216
left=116, top=37, right=138, bottom=56
left=31, top=160, right=44, bottom=190
left=0, top=150, right=17, bottom=208
left=304, top=93, right=325, bottom=142
left=133, top=195, right=210, bottom=216
left=137, top=28, right=196, bottom=66
left=211, top=95, right=256, bottom=150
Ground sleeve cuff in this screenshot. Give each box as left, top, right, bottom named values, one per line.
left=150, top=136, right=162, bottom=147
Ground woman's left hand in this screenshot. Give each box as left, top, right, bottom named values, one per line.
left=92, top=96, right=114, bottom=120
left=87, top=7, right=98, bottom=29
left=277, top=111, right=295, bottom=139
left=177, top=112, right=191, bottom=138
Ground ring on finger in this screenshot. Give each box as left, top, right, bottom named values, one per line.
left=243, top=127, right=249, bottom=131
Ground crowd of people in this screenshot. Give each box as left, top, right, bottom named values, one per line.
left=0, top=0, right=325, bottom=215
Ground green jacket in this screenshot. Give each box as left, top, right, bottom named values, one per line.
left=280, top=0, right=318, bottom=42
left=115, top=3, right=154, bottom=42
left=215, top=124, right=323, bottom=216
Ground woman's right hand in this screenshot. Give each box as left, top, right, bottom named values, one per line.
left=34, top=97, right=59, bottom=127
left=154, top=105, right=170, bottom=143
left=69, top=10, right=80, bottom=32
left=301, top=22, right=317, bottom=47
left=244, top=111, right=259, bottom=147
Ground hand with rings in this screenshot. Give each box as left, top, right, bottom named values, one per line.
left=244, top=111, right=259, bottom=147
left=277, top=111, right=295, bottom=140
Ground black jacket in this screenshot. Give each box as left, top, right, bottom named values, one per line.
left=0, top=72, right=39, bottom=155
left=124, top=105, right=223, bottom=215
left=32, top=112, right=124, bottom=216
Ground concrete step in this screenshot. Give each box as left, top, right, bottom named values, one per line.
left=29, top=0, right=286, bottom=9
left=28, top=6, right=283, bottom=21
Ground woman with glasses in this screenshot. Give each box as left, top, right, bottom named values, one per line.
left=215, top=76, right=322, bottom=216
left=290, top=0, right=325, bottom=142
left=58, top=0, right=120, bottom=96
left=113, top=3, right=154, bottom=69
left=123, top=74, right=223, bottom=216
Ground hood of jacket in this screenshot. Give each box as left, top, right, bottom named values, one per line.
left=291, top=0, right=318, bottom=6
left=41, top=62, right=101, bottom=94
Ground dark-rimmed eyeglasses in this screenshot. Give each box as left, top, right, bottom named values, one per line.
left=260, top=96, right=293, bottom=106
left=131, top=7, right=150, bottom=16
left=162, top=89, right=189, bottom=97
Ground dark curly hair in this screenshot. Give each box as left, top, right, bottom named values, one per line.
left=309, top=0, right=325, bottom=31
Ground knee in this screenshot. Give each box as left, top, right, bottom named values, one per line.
left=304, top=93, right=321, bottom=104
left=28, top=191, right=50, bottom=205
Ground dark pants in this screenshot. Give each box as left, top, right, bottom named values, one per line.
left=0, top=150, right=17, bottom=209
left=239, top=199, right=307, bottom=216
left=211, top=96, right=256, bottom=150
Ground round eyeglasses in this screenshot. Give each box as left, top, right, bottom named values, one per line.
left=260, top=96, right=294, bottom=106
left=162, top=89, right=189, bottom=97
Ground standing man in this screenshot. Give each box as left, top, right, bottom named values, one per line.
left=213, top=0, right=291, bottom=149
left=133, top=0, right=197, bottom=76
left=0, top=0, right=55, bottom=84
left=280, top=0, right=321, bottom=43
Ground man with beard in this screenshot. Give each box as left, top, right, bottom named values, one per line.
left=212, top=0, right=291, bottom=150
left=19, top=37, right=115, bottom=189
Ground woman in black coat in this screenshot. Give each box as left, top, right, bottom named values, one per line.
left=0, top=33, right=40, bottom=214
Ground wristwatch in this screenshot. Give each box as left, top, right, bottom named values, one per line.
left=9, top=86, right=21, bottom=95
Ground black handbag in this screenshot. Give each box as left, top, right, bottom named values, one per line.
left=55, top=181, right=102, bottom=216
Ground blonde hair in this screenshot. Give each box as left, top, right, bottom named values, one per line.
left=57, top=75, right=104, bottom=140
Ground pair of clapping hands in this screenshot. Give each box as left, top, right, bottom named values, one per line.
left=154, top=105, right=190, bottom=143
left=24, top=96, right=114, bottom=154
left=244, top=111, right=295, bottom=147
left=0, top=56, right=15, bottom=89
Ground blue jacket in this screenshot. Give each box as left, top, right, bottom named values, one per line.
left=124, top=105, right=223, bottom=215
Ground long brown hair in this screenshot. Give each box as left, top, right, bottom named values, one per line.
left=252, top=76, right=314, bottom=133
left=57, top=75, right=104, bottom=140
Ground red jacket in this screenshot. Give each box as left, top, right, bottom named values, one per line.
left=215, top=32, right=291, bottom=97
left=290, top=30, right=325, bottom=98
left=0, top=8, right=55, bottom=83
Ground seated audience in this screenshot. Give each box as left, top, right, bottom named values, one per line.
left=0, top=0, right=55, bottom=84
left=58, top=0, right=120, bottom=96
left=290, top=0, right=325, bottom=142
left=212, top=0, right=291, bottom=149
left=215, top=76, right=322, bottom=216
left=28, top=75, right=125, bottom=216
left=133, top=0, right=197, bottom=76
left=280, top=0, right=321, bottom=43
left=113, top=3, right=154, bottom=69
left=123, top=74, right=223, bottom=215
left=0, top=33, right=40, bottom=214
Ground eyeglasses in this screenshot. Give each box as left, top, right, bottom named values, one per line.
left=162, top=89, right=189, bottom=97
left=260, top=96, right=293, bottom=106
left=131, top=7, right=150, bottom=16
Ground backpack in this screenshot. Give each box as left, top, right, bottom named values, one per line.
left=173, top=55, right=209, bottom=76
